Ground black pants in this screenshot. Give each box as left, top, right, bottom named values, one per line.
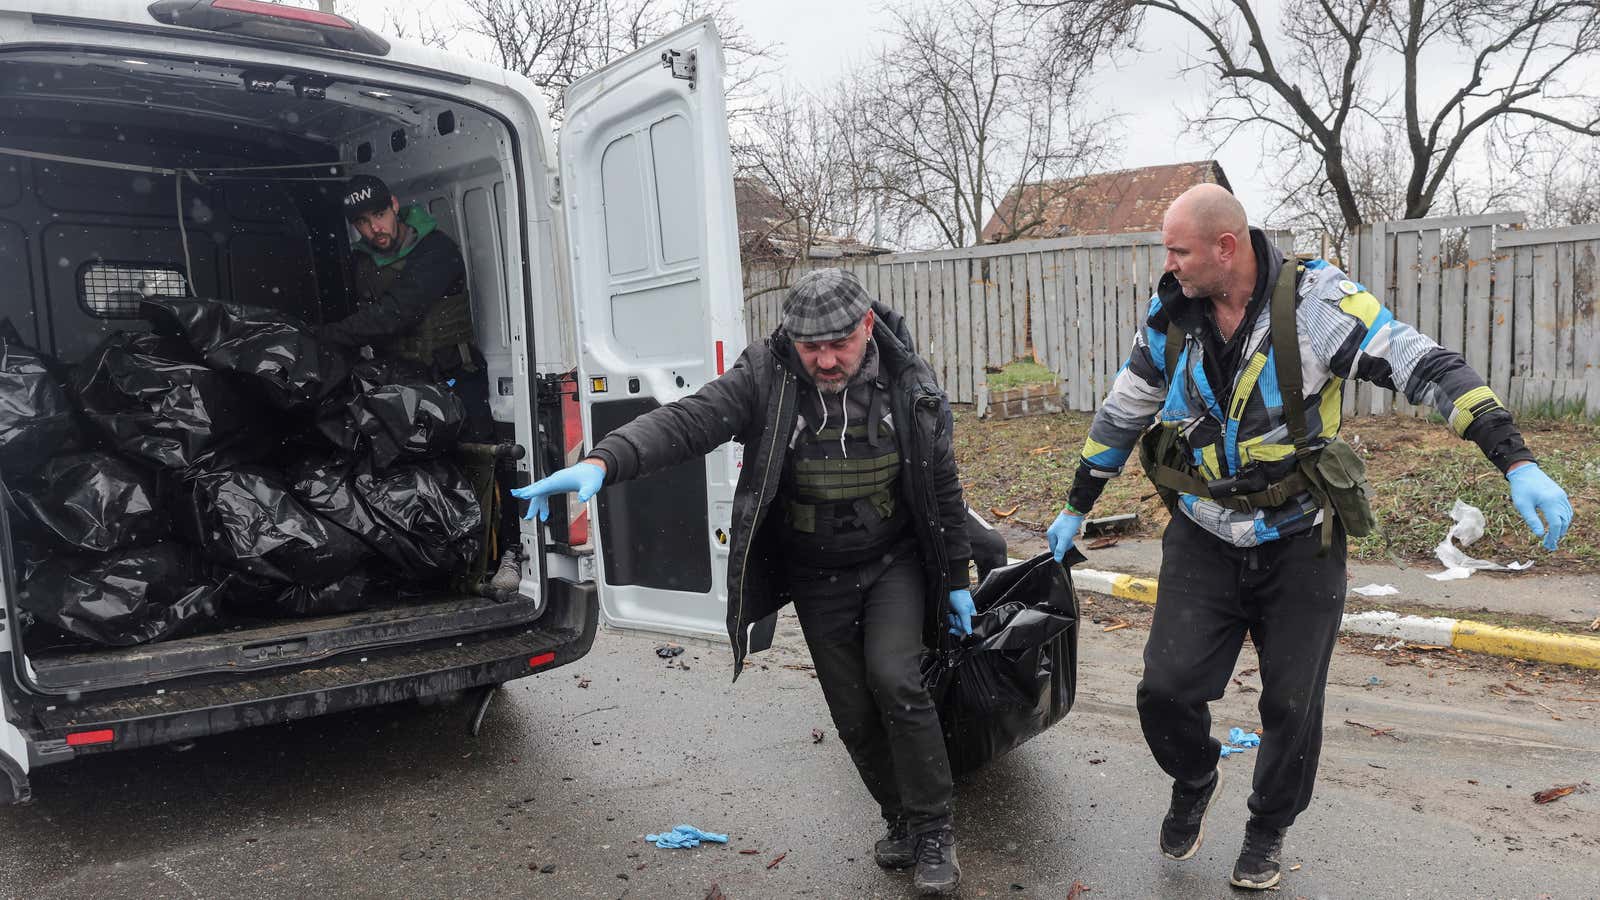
left=1137, top=512, right=1346, bottom=828
left=789, top=545, right=954, bottom=835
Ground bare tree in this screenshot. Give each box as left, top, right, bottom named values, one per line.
left=378, top=7, right=458, bottom=51
left=463, top=0, right=776, bottom=121
left=849, top=0, right=1114, bottom=249
left=1034, top=0, right=1600, bottom=232
left=732, top=86, right=876, bottom=274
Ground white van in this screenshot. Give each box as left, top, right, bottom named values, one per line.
left=0, top=0, right=743, bottom=802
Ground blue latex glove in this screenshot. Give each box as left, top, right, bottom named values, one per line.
left=946, top=589, right=975, bottom=636
left=511, top=461, right=606, bottom=522
left=645, top=825, right=729, bottom=849
left=1227, top=727, right=1261, bottom=748
left=1219, top=745, right=1247, bottom=757
left=1508, top=463, right=1572, bottom=551
left=1047, top=509, right=1085, bottom=562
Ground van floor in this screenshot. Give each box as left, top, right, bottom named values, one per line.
left=23, top=592, right=540, bottom=693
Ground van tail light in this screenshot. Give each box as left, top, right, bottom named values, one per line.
left=528, top=652, right=557, bottom=669
left=148, top=0, right=391, bottom=56
left=212, top=0, right=352, bottom=28
left=66, top=729, right=115, bottom=747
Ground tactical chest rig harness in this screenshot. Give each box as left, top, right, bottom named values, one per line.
left=361, top=252, right=477, bottom=375
left=780, top=380, right=910, bottom=568
left=1139, top=259, right=1376, bottom=549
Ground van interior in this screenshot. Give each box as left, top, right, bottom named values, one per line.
left=0, top=48, right=551, bottom=695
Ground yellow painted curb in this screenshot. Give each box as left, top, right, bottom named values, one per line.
left=1452, top=620, right=1600, bottom=671
left=1110, top=574, right=1158, bottom=604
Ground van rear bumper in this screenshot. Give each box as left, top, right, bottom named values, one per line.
left=1, top=578, right=597, bottom=803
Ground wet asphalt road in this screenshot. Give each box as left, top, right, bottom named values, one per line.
left=2, top=602, right=1597, bottom=899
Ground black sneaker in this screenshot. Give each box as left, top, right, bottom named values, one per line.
left=911, top=827, right=961, bottom=896
left=874, top=818, right=915, bottom=870
left=1230, top=818, right=1287, bottom=890
left=1159, top=768, right=1222, bottom=860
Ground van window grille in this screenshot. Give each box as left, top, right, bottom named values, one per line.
left=79, top=262, right=188, bottom=318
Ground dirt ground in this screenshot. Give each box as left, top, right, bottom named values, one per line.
left=954, top=407, right=1600, bottom=573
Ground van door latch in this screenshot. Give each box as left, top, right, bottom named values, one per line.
left=660, top=48, right=697, bottom=89
left=241, top=639, right=309, bottom=661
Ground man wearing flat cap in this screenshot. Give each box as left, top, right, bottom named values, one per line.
left=512, top=268, right=975, bottom=895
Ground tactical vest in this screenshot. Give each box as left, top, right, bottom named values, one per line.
left=1138, top=258, right=1376, bottom=548
left=359, top=251, right=477, bottom=375
left=779, top=385, right=910, bottom=568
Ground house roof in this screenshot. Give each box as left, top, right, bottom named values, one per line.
left=981, top=161, right=1232, bottom=243
left=736, top=178, right=888, bottom=260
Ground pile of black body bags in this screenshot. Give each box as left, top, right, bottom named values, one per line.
left=922, top=549, right=1083, bottom=776
left=0, top=298, right=482, bottom=651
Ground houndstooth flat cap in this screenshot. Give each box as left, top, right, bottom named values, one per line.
left=782, top=268, right=873, bottom=342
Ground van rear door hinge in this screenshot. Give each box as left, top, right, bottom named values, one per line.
left=660, top=48, right=697, bottom=89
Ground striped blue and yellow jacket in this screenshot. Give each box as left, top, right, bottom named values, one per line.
left=1066, top=231, right=1532, bottom=548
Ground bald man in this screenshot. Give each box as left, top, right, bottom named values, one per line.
left=1045, top=185, right=1572, bottom=890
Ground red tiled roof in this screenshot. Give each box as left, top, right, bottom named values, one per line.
left=981, top=161, right=1232, bottom=243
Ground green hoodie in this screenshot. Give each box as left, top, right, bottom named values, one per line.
left=354, top=204, right=438, bottom=268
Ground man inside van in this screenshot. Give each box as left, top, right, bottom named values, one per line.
left=322, top=174, right=522, bottom=596
left=1045, top=184, right=1573, bottom=891
left=511, top=269, right=973, bottom=897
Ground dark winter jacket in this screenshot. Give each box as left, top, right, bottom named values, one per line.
left=320, top=205, right=469, bottom=351
left=589, top=303, right=972, bottom=679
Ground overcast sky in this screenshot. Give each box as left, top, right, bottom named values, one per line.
left=322, top=0, right=1595, bottom=228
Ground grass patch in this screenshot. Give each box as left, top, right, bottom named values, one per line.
left=984, top=360, right=1057, bottom=392
left=953, top=409, right=1600, bottom=574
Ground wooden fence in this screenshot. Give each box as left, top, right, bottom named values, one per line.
left=745, top=231, right=1287, bottom=408
left=749, top=216, right=1599, bottom=416
left=1346, top=214, right=1600, bottom=418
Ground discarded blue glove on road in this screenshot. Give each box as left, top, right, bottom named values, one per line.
left=1220, top=745, right=1248, bottom=757
left=1228, top=727, right=1261, bottom=748
left=645, top=825, right=730, bottom=849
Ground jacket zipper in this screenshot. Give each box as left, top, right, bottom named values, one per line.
left=910, top=388, right=951, bottom=580
left=732, top=367, right=789, bottom=668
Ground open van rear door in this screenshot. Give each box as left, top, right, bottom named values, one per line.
left=558, top=20, right=746, bottom=641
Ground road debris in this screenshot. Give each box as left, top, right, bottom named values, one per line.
left=1101, top=620, right=1131, bottom=633
left=655, top=644, right=684, bottom=659
left=1066, top=880, right=1091, bottom=899
left=1429, top=500, right=1533, bottom=580
left=1345, top=719, right=1401, bottom=740
left=738, top=849, right=760, bottom=855
left=1352, top=583, right=1400, bottom=597
left=811, top=728, right=826, bottom=744
left=1589, top=615, right=1599, bottom=631
left=1220, top=726, right=1261, bottom=757
left=645, top=825, right=729, bottom=849
left=578, top=678, right=591, bottom=689
left=704, top=884, right=728, bottom=900
left=1086, top=536, right=1120, bottom=550
left=1028, top=445, right=1059, bottom=455
left=1290, top=864, right=1303, bottom=872
left=1083, top=513, right=1139, bottom=536
left=766, top=853, right=787, bottom=869
left=1532, top=784, right=1579, bottom=804
left=991, top=504, right=1020, bottom=518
